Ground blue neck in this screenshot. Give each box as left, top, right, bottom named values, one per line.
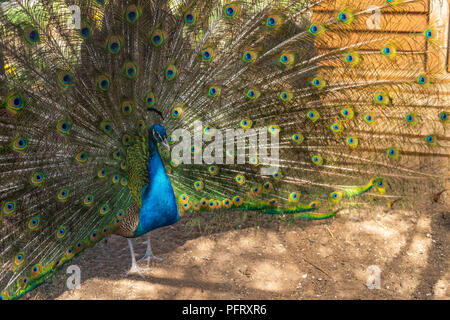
left=133, top=138, right=179, bottom=237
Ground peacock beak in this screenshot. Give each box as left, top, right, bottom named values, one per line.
left=161, top=138, right=170, bottom=151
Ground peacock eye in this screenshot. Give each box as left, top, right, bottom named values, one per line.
left=153, top=130, right=162, bottom=141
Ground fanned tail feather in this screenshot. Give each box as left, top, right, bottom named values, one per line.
left=0, top=0, right=448, bottom=300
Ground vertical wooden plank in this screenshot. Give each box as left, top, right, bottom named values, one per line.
left=447, top=6, right=450, bottom=72
left=427, top=0, right=449, bottom=73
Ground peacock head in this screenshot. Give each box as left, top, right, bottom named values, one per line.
left=150, top=124, right=170, bottom=150
left=147, top=107, right=169, bottom=150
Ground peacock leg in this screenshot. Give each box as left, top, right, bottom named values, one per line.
left=126, top=238, right=144, bottom=278
left=137, top=233, right=163, bottom=267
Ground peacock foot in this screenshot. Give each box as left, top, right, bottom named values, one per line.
left=137, top=253, right=163, bottom=268
left=126, top=265, right=145, bottom=278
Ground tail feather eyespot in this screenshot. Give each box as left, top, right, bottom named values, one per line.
left=27, top=217, right=40, bottom=231
left=124, top=5, right=142, bottom=23
left=202, top=47, right=214, bottom=62
left=337, top=9, right=354, bottom=24
left=56, top=227, right=67, bottom=240
left=97, top=74, right=111, bottom=91
left=279, top=90, right=293, bottom=102
left=165, top=64, right=178, bottom=81
left=121, top=101, right=133, bottom=115
left=330, top=122, right=344, bottom=134
left=57, top=189, right=70, bottom=202
left=235, top=174, right=246, bottom=185
left=99, top=204, right=110, bottom=216
left=266, top=13, right=282, bottom=29
left=100, top=121, right=113, bottom=134
left=184, top=10, right=197, bottom=25
left=145, top=91, right=157, bottom=107
left=14, top=252, right=25, bottom=266
left=83, top=194, right=95, bottom=206
left=24, top=26, right=39, bottom=44
left=381, top=44, right=397, bottom=59
left=57, top=71, right=74, bottom=88
left=307, top=110, right=320, bottom=122
left=6, top=93, right=25, bottom=112
left=30, top=264, right=42, bottom=278
left=242, top=50, right=258, bottom=63
left=150, top=29, right=165, bottom=47
left=289, top=192, right=300, bottom=203
left=309, top=23, right=326, bottom=36
left=224, top=3, right=239, bottom=18
left=30, top=172, right=45, bottom=186
left=341, top=107, right=354, bottom=120
left=240, top=119, right=253, bottom=130
left=123, top=61, right=138, bottom=79
left=233, top=196, right=243, bottom=206
left=246, top=88, right=261, bottom=100
left=56, top=120, right=71, bottom=135
left=386, top=147, right=400, bottom=160
left=344, top=51, right=361, bottom=66
left=292, top=133, right=304, bottom=144
left=2, top=201, right=17, bottom=216
left=311, top=154, right=324, bottom=166
left=405, top=113, right=418, bottom=126
left=11, top=136, right=29, bottom=152
left=194, top=181, right=204, bottom=192
left=79, top=21, right=92, bottom=39
left=311, top=76, right=326, bottom=90
left=346, top=136, right=359, bottom=148
left=330, top=191, right=343, bottom=203
left=208, top=85, right=221, bottom=97
left=106, top=35, right=121, bottom=53
left=280, top=51, right=295, bottom=66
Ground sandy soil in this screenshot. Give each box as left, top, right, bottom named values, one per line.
left=23, top=200, right=448, bottom=300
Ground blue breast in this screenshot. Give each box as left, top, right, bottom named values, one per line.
left=133, top=142, right=179, bottom=237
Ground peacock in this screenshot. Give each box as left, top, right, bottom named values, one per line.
left=0, top=0, right=448, bottom=300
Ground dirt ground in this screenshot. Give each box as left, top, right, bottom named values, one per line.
left=23, top=200, right=449, bottom=300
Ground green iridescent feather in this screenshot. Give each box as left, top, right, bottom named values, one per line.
left=0, top=0, right=448, bottom=300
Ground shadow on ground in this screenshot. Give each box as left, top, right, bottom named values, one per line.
left=23, top=199, right=449, bottom=300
